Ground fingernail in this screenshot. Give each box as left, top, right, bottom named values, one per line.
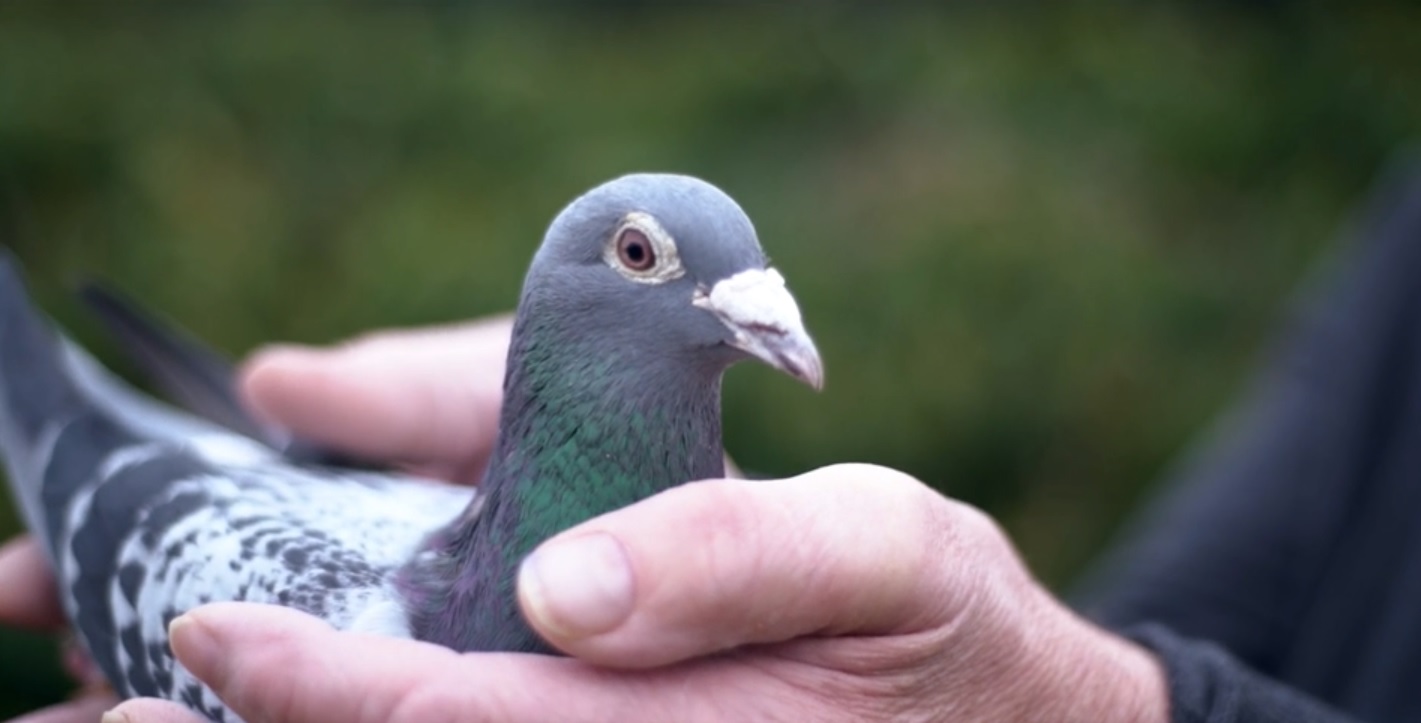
left=101, top=710, right=131, bottom=723
left=519, top=532, right=634, bottom=639
left=168, top=613, right=218, bottom=678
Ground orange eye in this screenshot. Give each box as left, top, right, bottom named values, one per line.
left=616, top=227, right=656, bottom=271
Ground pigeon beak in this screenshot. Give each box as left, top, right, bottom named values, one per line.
left=692, top=268, right=824, bottom=391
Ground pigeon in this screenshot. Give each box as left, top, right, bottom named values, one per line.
left=0, top=173, right=823, bottom=721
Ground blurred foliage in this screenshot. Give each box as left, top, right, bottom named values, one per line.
left=1, top=2, right=1419, bottom=713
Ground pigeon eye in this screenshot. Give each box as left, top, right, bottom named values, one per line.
left=605, top=212, right=684, bottom=284
left=616, top=228, right=656, bottom=271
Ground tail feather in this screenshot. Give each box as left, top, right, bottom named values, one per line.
left=0, top=251, right=87, bottom=444
left=0, top=251, right=292, bottom=700
left=78, top=282, right=380, bottom=470
left=77, top=282, right=269, bottom=443
left=0, top=249, right=104, bottom=549
left=0, top=253, right=375, bottom=562
left=0, top=252, right=259, bottom=555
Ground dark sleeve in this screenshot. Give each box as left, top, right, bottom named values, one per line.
left=1073, top=153, right=1421, bottom=722
left=1120, top=625, right=1360, bottom=722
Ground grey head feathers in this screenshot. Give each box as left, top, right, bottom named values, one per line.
left=524, top=173, right=820, bottom=387
left=537, top=173, right=766, bottom=280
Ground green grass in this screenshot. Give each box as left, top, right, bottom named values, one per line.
left=0, top=3, right=1418, bottom=710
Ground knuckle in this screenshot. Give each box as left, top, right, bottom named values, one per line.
left=944, top=499, right=1011, bottom=559
left=817, top=463, right=936, bottom=533
left=817, top=463, right=1020, bottom=632
left=345, top=328, right=402, bottom=351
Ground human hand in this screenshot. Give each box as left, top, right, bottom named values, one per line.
left=108, top=464, right=1168, bottom=722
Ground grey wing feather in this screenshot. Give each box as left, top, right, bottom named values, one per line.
left=97, top=463, right=467, bottom=715
left=76, top=282, right=268, bottom=443
left=76, top=282, right=377, bottom=469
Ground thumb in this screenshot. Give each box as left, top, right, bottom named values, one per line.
left=516, top=463, right=984, bottom=667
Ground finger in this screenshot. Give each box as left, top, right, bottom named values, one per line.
left=0, top=536, right=66, bottom=630
left=172, top=604, right=461, bottom=723
left=61, top=636, right=109, bottom=688
left=104, top=698, right=210, bottom=723
left=7, top=693, right=117, bottom=723
left=518, top=463, right=989, bottom=667
left=239, top=318, right=510, bottom=479
left=171, top=603, right=839, bottom=723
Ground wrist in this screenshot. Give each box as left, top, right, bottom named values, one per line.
left=1022, top=597, right=1170, bottom=722
left=923, top=504, right=1169, bottom=722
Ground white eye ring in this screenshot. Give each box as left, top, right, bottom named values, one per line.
left=604, top=211, right=685, bottom=284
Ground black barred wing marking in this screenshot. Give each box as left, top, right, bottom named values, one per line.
left=57, top=442, right=471, bottom=721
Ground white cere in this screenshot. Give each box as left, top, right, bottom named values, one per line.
left=691, top=267, right=799, bottom=333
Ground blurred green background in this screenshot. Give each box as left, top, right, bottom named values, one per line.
left=1, top=2, right=1419, bottom=715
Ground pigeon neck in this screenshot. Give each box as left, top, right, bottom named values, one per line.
left=403, top=315, right=725, bottom=653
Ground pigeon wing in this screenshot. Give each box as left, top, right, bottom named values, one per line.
left=0, top=252, right=468, bottom=720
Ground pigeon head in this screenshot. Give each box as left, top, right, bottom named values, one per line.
left=410, top=174, right=822, bottom=655
left=519, top=173, right=823, bottom=389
